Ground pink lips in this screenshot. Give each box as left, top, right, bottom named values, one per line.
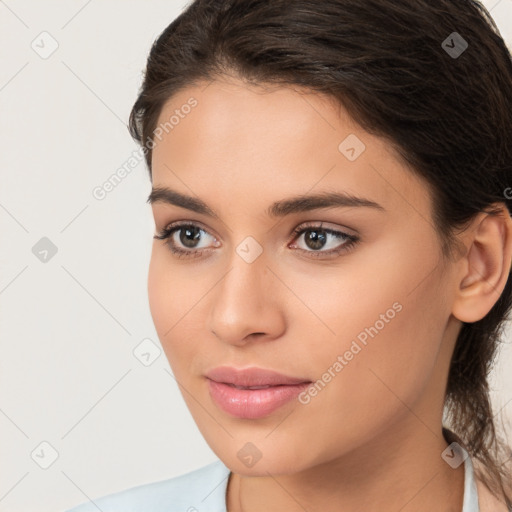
left=205, top=366, right=311, bottom=419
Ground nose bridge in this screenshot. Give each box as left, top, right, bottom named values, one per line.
left=208, top=240, right=284, bottom=344
left=223, top=233, right=270, bottom=298
left=217, top=243, right=269, bottom=317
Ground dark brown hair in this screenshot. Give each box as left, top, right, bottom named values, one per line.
left=129, top=0, right=512, bottom=505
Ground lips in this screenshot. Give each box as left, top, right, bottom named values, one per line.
left=205, top=366, right=311, bottom=387
left=204, top=366, right=312, bottom=419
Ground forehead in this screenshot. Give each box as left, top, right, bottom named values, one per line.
left=153, top=77, right=360, bottom=158
left=151, top=77, right=431, bottom=222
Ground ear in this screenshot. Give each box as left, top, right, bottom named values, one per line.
left=451, top=203, right=512, bottom=323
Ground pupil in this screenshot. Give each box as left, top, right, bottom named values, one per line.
left=306, top=229, right=327, bottom=250
left=180, top=226, right=201, bottom=248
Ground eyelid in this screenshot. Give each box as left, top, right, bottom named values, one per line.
left=158, top=219, right=220, bottom=241
left=292, top=220, right=358, bottom=237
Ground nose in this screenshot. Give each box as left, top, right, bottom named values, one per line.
left=208, top=250, right=286, bottom=347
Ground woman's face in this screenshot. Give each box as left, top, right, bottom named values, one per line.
left=148, top=77, right=461, bottom=475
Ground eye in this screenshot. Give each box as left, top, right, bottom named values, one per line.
left=289, top=222, right=359, bottom=258
left=154, top=221, right=359, bottom=260
left=153, top=221, right=220, bottom=259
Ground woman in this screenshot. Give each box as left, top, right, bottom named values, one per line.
left=65, top=0, right=512, bottom=510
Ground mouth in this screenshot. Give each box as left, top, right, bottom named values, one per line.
left=204, top=366, right=312, bottom=419
left=204, top=365, right=311, bottom=387
left=224, top=383, right=279, bottom=390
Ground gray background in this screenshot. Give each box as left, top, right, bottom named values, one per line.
left=0, top=1, right=511, bottom=511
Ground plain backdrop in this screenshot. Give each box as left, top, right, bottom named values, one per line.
left=0, top=1, right=511, bottom=511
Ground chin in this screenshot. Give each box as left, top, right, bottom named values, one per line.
left=216, top=444, right=313, bottom=477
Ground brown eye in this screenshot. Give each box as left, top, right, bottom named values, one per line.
left=154, top=222, right=219, bottom=258
left=290, top=223, right=359, bottom=259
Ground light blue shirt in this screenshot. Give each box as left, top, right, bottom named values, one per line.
left=64, top=438, right=480, bottom=511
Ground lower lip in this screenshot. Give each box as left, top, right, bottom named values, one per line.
left=207, top=379, right=311, bottom=419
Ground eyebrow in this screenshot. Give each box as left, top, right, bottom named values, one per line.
left=147, top=186, right=385, bottom=218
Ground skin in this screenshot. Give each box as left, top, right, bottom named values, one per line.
left=148, top=75, right=512, bottom=512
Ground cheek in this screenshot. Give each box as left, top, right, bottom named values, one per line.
left=147, top=246, right=201, bottom=329
left=147, top=247, right=210, bottom=373
left=294, top=241, right=445, bottom=402
left=147, top=249, right=190, bottom=355
left=147, top=248, right=172, bottom=335
left=280, top=258, right=446, bottom=459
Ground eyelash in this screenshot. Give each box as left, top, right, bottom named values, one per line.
left=153, top=221, right=359, bottom=260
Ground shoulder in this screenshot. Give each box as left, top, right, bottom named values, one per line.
left=63, top=459, right=231, bottom=512
left=477, top=480, right=510, bottom=512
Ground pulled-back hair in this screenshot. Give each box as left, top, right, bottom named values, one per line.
left=129, top=0, right=512, bottom=504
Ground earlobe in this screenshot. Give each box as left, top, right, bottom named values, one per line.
left=452, top=205, right=512, bottom=324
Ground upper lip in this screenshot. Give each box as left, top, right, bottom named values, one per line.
left=205, top=366, right=311, bottom=387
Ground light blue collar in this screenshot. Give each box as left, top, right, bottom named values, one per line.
left=442, top=428, right=480, bottom=511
